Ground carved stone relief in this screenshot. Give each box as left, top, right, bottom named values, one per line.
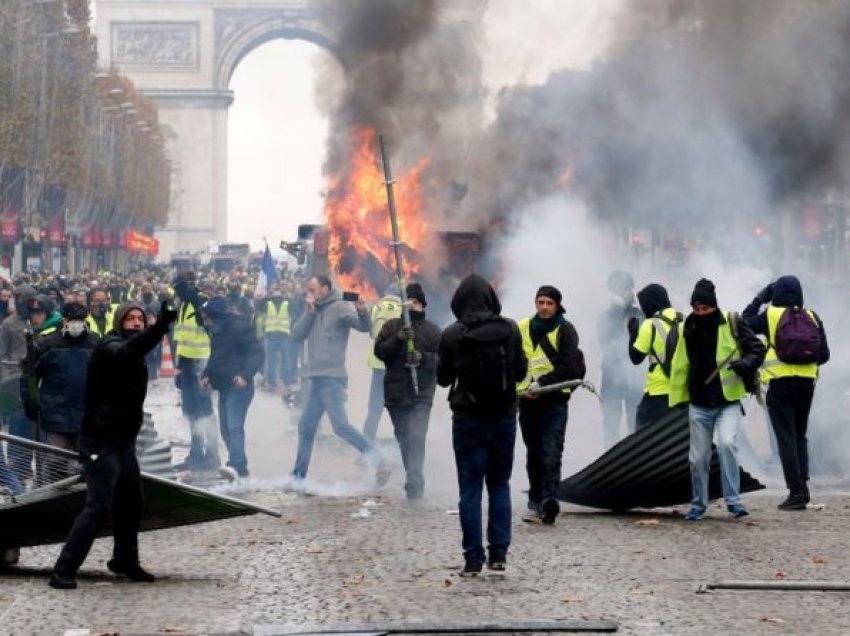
left=112, top=22, right=200, bottom=71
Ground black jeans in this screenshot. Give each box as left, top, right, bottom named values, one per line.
left=519, top=401, right=568, bottom=511
left=388, top=401, right=431, bottom=499
left=635, top=394, right=672, bottom=429
left=766, top=377, right=815, bottom=496
left=54, top=443, right=143, bottom=576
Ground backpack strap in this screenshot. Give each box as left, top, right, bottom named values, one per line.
left=537, top=323, right=560, bottom=366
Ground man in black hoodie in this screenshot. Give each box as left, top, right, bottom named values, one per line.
left=743, top=275, right=829, bottom=510
left=516, top=285, right=585, bottom=525
left=200, top=297, right=265, bottom=478
left=628, top=284, right=681, bottom=428
left=437, top=274, right=527, bottom=577
left=374, top=283, right=441, bottom=501
left=49, top=300, right=177, bottom=589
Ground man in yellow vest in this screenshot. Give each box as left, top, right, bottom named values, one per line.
left=260, top=283, right=291, bottom=390
left=362, top=286, right=402, bottom=442
left=173, top=271, right=219, bottom=471
left=517, top=285, right=585, bottom=525
left=742, top=275, right=830, bottom=510
left=669, top=279, right=765, bottom=521
left=628, top=284, right=681, bottom=428
left=86, top=289, right=115, bottom=337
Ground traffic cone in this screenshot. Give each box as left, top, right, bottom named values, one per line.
left=160, top=336, right=175, bottom=378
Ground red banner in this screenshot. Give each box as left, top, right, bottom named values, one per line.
left=47, top=214, right=65, bottom=246
left=0, top=209, right=20, bottom=245
left=126, top=229, right=159, bottom=255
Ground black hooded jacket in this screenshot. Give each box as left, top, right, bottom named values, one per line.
left=81, top=303, right=169, bottom=447
left=742, top=275, right=830, bottom=366
left=202, top=314, right=265, bottom=391
left=437, top=274, right=527, bottom=419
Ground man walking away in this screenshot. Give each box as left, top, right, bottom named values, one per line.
left=597, top=271, right=644, bottom=448
left=200, top=298, right=264, bottom=478
left=173, top=271, right=219, bottom=471
left=669, top=279, right=765, bottom=521
left=289, top=276, right=389, bottom=486
left=374, top=283, right=440, bottom=501
left=516, top=285, right=585, bottom=525
left=628, top=284, right=682, bottom=428
left=49, top=300, right=177, bottom=589
left=362, top=286, right=402, bottom=442
left=437, top=274, right=527, bottom=577
left=742, top=275, right=829, bottom=510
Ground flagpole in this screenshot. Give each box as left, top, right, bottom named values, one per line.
left=379, top=134, right=419, bottom=396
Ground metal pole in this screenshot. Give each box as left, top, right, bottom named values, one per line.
left=378, top=134, right=418, bottom=395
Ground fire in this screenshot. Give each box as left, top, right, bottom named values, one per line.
left=325, top=126, right=430, bottom=299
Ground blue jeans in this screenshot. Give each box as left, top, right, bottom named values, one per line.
left=292, top=377, right=375, bottom=479
left=452, top=415, right=516, bottom=564
left=7, top=409, right=34, bottom=482
left=519, top=402, right=568, bottom=510
left=264, top=333, right=286, bottom=387
left=362, top=369, right=386, bottom=442
left=218, top=383, right=255, bottom=476
left=0, top=448, right=23, bottom=495
left=688, top=404, right=742, bottom=512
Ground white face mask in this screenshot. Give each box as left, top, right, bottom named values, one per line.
left=65, top=320, right=87, bottom=338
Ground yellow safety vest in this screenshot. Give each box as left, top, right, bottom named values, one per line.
left=668, top=311, right=746, bottom=407
left=760, top=305, right=819, bottom=382
left=86, top=304, right=117, bottom=337
left=174, top=301, right=211, bottom=359
left=265, top=299, right=291, bottom=334
left=367, top=295, right=402, bottom=370
left=633, top=307, right=680, bottom=396
left=515, top=317, right=570, bottom=395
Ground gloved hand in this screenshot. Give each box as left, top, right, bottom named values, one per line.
left=728, top=360, right=748, bottom=377
left=627, top=316, right=640, bottom=340
left=755, top=282, right=775, bottom=304
left=158, top=299, right=178, bottom=326
left=405, top=349, right=423, bottom=366
left=398, top=325, right=415, bottom=342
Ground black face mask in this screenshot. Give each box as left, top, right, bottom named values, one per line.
left=690, top=311, right=721, bottom=331
left=409, top=309, right=426, bottom=321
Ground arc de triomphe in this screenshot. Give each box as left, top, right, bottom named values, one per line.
left=94, top=0, right=344, bottom=258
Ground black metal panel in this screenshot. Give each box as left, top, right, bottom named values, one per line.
left=0, top=475, right=268, bottom=548
left=560, top=406, right=764, bottom=510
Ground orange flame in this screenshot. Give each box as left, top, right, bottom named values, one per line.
left=325, top=127, right=430, bottom=299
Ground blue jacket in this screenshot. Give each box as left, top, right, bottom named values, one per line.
left=32, top=330, right=100, bottom=434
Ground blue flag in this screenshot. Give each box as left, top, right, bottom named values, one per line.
left=257, top=243, right=278, bottom=296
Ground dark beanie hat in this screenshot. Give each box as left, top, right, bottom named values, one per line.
left=406, top=283, right=427, bottom=307
left=536, top=285, right=566, bottom=314
left=690, top=278, right=718, bottom=307
left=62, top=301, right=88, bottom=320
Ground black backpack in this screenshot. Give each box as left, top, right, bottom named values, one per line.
left=650, top=312, right=683, bottom=377
left=773, top=307, right=822, bottom=364
left=454, top=317, right=517, bottom=412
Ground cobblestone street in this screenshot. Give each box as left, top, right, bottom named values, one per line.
left=2, top=385, right=849, bottom=635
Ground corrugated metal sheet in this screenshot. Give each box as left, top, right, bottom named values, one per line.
left=559, top=406, right=764, bottom=510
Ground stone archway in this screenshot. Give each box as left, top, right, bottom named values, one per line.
left=94, top=1, right=344, bottom=257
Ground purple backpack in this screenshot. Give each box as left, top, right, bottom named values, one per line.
left=774, top=307, right=822, bottom=364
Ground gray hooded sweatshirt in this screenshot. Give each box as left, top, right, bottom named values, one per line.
left=290, top=289, right=371, bottom=379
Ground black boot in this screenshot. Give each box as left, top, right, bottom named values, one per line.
left=48, top=571, right=77, bottom=589
left=107, top=559, right=156, bottom=582
left=777, top=494, right=807, bottom=511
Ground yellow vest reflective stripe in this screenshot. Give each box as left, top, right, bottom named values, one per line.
left=668, top=311, right=745, bottom=406
left=174, top=302, right=210, bottom=359
left=86, top=306, right=116, bottom=337
left=515, top=317, right=570, bottom=394
left=648, top=308, right=679, bottom=367
left=367, top=295, right=403, bottom=370
left=760, top=305, right=819, bottom=382
left=265, top=300, right=290, bottom=334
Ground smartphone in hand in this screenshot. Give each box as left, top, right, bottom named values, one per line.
left=342, top=291, right=360, bottom=302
